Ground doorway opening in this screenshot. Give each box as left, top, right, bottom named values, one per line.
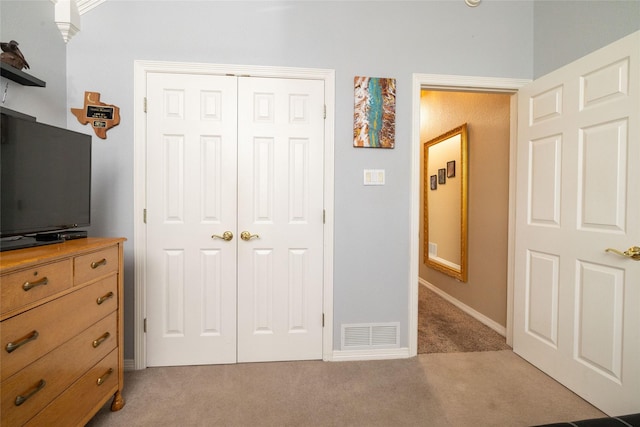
left=409, top=74, right=530, bottom=356
left=419, top=89, right=511, bottom=354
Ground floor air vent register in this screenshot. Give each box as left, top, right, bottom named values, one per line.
left=341, top=322, right=400, bottom=350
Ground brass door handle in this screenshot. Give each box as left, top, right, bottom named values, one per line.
left=211, top=231, right=233, bottom=241
left=240, top=231, right=259, bottom=241
left=605, top=246, right=640, bottom=261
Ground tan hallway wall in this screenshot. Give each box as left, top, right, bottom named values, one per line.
left=420, top=90, right=511, bottom=327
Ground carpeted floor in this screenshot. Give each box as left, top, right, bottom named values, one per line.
left=87, top=351, right=605, bottom=427
left=418, top=284, right=511, bottom=354
left=86, top=286, right=605, bottom=426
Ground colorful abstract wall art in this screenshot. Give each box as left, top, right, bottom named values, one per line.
left=353, top=76, right=396, bottom=148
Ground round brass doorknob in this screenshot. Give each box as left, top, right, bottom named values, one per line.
left=240, top=231, right=259, bottom=241
left=211, top=231, right=233, bottom=241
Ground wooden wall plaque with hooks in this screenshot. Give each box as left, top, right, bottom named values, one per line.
left=71, top=91, right=120, bottom=139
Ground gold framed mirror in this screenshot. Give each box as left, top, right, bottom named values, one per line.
left=423, top=123, right=468, bottom=282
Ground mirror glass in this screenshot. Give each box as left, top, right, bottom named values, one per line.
left=423, top=123, right=468, bottom=282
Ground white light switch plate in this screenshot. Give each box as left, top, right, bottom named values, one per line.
left=364, top=169, right=385, bottom=185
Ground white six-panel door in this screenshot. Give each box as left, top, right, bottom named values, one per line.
left=145, top=72, right=325, bottom=366
left=237, top=77, right=325, bottom=362
left=145, top=74, right=239, bottom=366
left=514, top=31, right=639, bottom=415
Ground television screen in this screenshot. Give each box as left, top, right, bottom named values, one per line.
left=1, top=113, right=91, bottom=242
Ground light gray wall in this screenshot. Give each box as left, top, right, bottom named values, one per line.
left=64, top=1, right=534, bottom=358
left=533, top=0, right=640, bottom=78
left=0, top=1, right=67, bottom=125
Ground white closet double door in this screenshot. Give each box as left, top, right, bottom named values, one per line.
left=145, top=73, right=325, bottom=366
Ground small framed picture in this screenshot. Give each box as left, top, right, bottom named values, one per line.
left=430, top=175, right=437, bottom=190
left=447, top=160, right=456, bottom=178
left=438, top=168, right=446, bottom=184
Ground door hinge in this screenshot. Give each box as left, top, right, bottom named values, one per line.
left=323, top=104, right=326, bottom=119
left=143, top=97, right=147, bottom=113
left=323, top=209, right=325, bottom=224
left=143, top=318, right=147, bottom=333
left=322, top=313, right=325, bottom=327
left=143, top=208, right=147, bottom=224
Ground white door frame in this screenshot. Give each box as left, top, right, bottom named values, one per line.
left=132, top=60, right=335, bottom=370
left=409, top=74, right=530, bottom=356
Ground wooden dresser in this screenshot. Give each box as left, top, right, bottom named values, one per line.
left=0, top=237, right=126, bottom=426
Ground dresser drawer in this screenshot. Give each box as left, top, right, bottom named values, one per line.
left=1, top=276, right=117, bottom=381
left=0, top=312, right=117, bottom=427
left=74, top=246, right=119, bottom=286
left=1, top=259, right=72, bottom=316
left=24, top=349, right=119, bottom=427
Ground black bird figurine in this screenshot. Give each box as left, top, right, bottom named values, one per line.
left=1, top=40, right=30, bottom=70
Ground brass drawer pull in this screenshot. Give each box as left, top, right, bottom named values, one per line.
left=6, top=330, right=39, bottom=353
left=91, top=258, right=108, bottom=269
left=15, top=379, right=46, bottom=406
left=96, top=291, right=115, bottom=305
left=92, top=332, right=111, bottom=348
left=22, top=277, right=49, bottom=291
left=97, top=368, right=114, bottom=386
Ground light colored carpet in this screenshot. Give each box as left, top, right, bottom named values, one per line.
left=87, top=351, right=604, bottom=427
left=418, top=285, right=511, bottom=354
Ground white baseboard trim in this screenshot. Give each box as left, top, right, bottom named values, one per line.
left=419, top=279, right=506, bottom=336
left=330, top=347, right=411, bottom=362
left=128, top=351, right=409, bottom=367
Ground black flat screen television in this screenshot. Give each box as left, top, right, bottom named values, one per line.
left=1, top=112, right=91, bottom=251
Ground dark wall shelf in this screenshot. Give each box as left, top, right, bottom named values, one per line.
left=1, top=62, right=46, bottom=87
